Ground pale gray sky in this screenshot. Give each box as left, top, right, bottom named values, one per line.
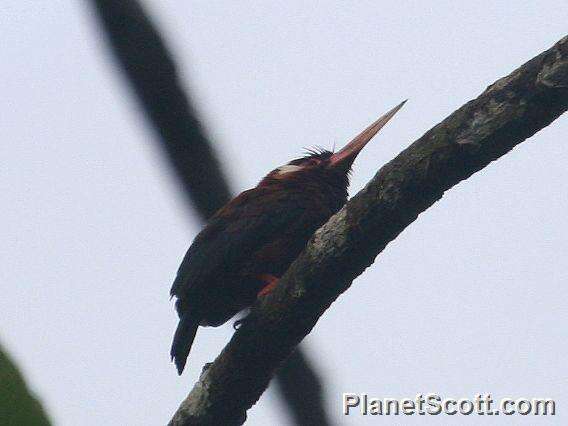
left=1, top=1, right=567, bottom=425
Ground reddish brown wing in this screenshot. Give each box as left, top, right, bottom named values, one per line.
left=170, top=186, right=307, bottom=304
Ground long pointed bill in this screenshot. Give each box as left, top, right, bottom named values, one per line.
left=330, top=100, right=407, bottom=169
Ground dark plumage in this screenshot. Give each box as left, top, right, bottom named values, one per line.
left=170, top=101, right=405, bottom=374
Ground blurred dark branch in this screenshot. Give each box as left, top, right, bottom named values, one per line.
left=90, top=0, right=231, bottom=219
left=274, top=350, right=328, bottom=426
left=169, top=35, right=568, bottom=425
left=89, top=1, right=331, bottom=424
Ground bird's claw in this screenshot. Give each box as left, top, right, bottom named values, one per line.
left=233, top=318, right=244, bottom=330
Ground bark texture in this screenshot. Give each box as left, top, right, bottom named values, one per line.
left=169, top=35, right=568, bottom=426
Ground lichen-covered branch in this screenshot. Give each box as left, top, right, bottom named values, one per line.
left=169, top=35, right=568, bottom=426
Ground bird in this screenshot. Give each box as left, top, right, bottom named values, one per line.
left=170, top=100, right=406, bottom=374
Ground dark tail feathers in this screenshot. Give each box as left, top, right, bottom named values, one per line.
left=171, top=314, right=199, bottom=375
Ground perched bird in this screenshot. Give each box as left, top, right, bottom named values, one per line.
left=170, top=101, right=406, bottom=374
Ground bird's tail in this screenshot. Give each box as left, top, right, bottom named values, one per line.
left=171, top=313, right=200, bottom=375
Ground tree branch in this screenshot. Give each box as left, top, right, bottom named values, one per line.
left=273, top=350, right=328, bottom=426
left=169, top=35, right=568, bottom=425
left=90, top=0, right=231, bottom=219
left=88, top=1, right=331, bottom=424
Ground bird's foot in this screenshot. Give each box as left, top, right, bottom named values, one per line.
left=233, top=318, right=244, bottom=330
left=257, top=274, right=279, bottom=298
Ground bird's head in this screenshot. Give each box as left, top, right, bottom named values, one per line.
left=260, top=100, right=406, bottom=193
